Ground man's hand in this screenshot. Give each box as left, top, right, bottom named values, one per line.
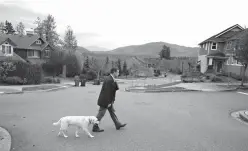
left=107, top=104, right=112, bottom=108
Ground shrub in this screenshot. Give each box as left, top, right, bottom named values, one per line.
left=25, top=64, right=43, bottom=84
left=42, top=77, right=61, bottom=84
left=211, top=75, right=223, bottom=82
left=7, top=61, right=43, bottom=84
left=42, top=63, right=63, bottom=76
left=86, top=70, right=97, bottom=81
left=93, top=79, right=100, bottom=85
left=0, top=61, right=16, bottom=80
left=65, top=53, right=81, bottom=77
left=4, top=76, right=24, bottom=85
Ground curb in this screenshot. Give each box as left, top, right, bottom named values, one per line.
left=125, top=87, right=238, bottom=93
left=23, top=85, right=73, bottom=93
left=239, top=111, right=248, bottom=123
left=0, top=84, right=73, bottom=94
left=0, top=126, right=11, bottom=151
left=125, top=88, right=199, bottom=93
left=0, top=91, right=24, bottom=95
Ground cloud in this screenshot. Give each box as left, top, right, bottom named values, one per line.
left=0, top=3, right=44, bottom=28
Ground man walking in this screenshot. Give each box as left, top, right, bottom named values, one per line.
left=92, top=68, right=127, bottom=132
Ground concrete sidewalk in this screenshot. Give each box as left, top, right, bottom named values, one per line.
left=126, top=82, right=248, bottom=92
left=0, top=82, right=75, bottom=94
left=170, top=82, right=248, bottom=92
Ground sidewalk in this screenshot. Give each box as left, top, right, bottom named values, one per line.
left=0, top=81, right=75, bottom=94
left=126, top=82, right=248, bottom=93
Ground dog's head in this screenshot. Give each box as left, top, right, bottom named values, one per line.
left=89, top=116, right=100, bottom=125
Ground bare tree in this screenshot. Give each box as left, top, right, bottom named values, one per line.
left=34, top=17, right=44, bottom=38
left=16, top=22, right=25, bottom=36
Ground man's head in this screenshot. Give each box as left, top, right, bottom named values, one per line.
left=110, top=68, right=119, bottom=78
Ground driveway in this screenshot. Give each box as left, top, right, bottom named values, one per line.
left=1, top=84, right=248, bottom=151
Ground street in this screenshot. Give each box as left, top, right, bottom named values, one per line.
left=1, top=84, right=248, bottom=151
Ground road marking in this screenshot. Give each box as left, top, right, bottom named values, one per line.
left=237, top=92, right=248, bottom=95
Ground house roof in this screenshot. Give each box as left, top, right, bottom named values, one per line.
left=228, top=28, right=248, bottom=41
left=0, top=52, right=27, bottom=62
left=0, top=37, right=18, bottom=46
left=0, top=34, right=48, bottom=50
left=198, top=24, right=244, bottom=45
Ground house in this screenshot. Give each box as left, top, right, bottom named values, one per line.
left=198, top=24, right=246, bottom=74
left=0, top=31, right=55, bottom=64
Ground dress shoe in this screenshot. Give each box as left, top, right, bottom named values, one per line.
left=116, top=123, right=127, bottom=130
left=92, top=124, right=104, bottom=132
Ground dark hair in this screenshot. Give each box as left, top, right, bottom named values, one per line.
left=110, top=68, right=118, bottom=74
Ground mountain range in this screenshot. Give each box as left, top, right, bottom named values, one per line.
left=77, top=42, right=199, bottom=57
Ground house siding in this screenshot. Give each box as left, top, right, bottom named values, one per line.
left=0, top=44, right=4, bottom=56
left=198, top=55, right=208, bottom=73
left=223, top=64, right=248, bottom=78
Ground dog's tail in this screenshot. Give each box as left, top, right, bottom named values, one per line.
left=53, top=119, right=61, bottom=126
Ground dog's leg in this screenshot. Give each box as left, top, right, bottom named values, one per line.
left=61, top=130, right=68, bottom=138
left=83, top=128, right=94, bottom=138
left=75, top=127, right=80, bottom=138
left=58, top=131, right=62, bottom=136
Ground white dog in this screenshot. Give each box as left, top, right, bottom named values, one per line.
left=53, top=116, right=99, bottom=138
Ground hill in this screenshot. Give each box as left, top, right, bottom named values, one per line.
left=108, top=42, right=199, bottom=57
left=85, top=46, right=109, bottom=52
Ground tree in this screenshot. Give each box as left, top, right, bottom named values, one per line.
left=0, top=22, right=5, bottom=34
left=65, top=53, right=81, bottom=77
left=4, top=20, right=15, bottom=34
left=82, top=56, right=90, bottom=72
left=42, top=14, right=59, bottom=46
left=63, top=26, right=77, bottom=52
left=15, top=22, right=25, bottom=36
left=122, top=60, right=129, bottom=77
left=234, top=31, right=248, bottom=86
left=34, top=17, right=44, bottom=38
left=105, top=56, right=109, bottom=65
left=159, top=45, right=170, bottom=59
left=111, top=60, right=115, bottom=68
left=116, top=58, right=122, bottom=75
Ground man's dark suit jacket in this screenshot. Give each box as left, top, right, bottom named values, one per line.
left=97, top=75, right=119, bottom=108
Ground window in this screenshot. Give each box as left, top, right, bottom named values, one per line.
left=211, top=42, right=217, bottom=50
left=44, top=49, right=50, bottom=57
left=36, top=40, right=41, bottom=44
left=226, top=55, right=242, bottom=66
left=1, top=45, right=12, bottom=55
left=27, top=50, right=40, bottom=58
left=226, top=41, right=232, bottom=50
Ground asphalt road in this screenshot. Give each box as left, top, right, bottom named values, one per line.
left=1, top=84, right=248, bottom=151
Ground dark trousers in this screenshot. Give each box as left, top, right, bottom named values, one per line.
left=96, top=104, right=121, bottom=127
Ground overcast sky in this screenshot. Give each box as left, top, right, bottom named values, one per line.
left=1, top=0, right=248, bottom=50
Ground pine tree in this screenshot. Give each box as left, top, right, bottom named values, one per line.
left=105, top=56, right=109, bottom=65
left=63, top=26, right=77, bottom=52
left=16, top=22, right=25, bottom=36
left=4, top=20, right=15, bottom=34
left=83, top=56, right=90, bottom=69
left=122, top=60, right=128, bottom=77
left=0, top=22, right=5, bottom=34
left=117, top=58, right=122, bottom=75
left=111, top=60, right=115, bottom=68
left=159, top=45, right=170, bottom=60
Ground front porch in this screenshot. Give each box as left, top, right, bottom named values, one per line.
left=207, top=56, right=228, bottom=73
